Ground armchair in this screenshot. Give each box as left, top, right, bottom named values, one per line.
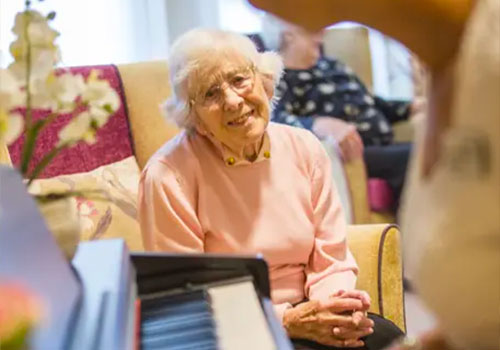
left=121, top=61, right=405, bottom=332
left=5, top=61, right=405, bottom=332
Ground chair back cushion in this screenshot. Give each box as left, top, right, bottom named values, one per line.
left=116, top=61, right=178, bottom=169
left=323, top=26, right=373, bottom=92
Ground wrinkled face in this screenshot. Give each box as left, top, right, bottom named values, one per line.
left=189, top=51, right=272, bottom=150
left=285, top=26, right=324, bottom=66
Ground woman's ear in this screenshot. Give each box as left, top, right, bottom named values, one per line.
left=193, top=113, right=209, bottom=136
left=260, top=73, right=275, bottom=100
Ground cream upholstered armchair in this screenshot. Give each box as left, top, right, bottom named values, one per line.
left=117, top=61, right=405, bottom=331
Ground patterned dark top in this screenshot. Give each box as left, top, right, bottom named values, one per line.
left=273, top=57, right=411, bottom=146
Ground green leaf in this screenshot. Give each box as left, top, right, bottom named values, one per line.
left=20, top=119, right=46, bottom=176
left=26, top=144, right=65, bottom=186
left=90, top=119, right=99, bottom=130
left=47, top=11, right=56, bottom=20
left=103, top=104, right=114, bottom=114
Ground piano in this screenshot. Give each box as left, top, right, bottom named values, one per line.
left=0, top=166, right=293, bottom=350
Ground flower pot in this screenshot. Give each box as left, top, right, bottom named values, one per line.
left=38, top=197, right=81, bottom=260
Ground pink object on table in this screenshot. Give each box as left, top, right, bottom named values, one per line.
left=368, top=178, right=394, bottom=212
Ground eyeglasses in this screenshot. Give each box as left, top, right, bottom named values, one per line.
left=190, top=65, right=256, bottom=108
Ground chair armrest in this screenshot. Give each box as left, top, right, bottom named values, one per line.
left=347, top=224, right=405, bottom=332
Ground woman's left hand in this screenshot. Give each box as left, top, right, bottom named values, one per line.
left=327, top=289, right=374, bottom=345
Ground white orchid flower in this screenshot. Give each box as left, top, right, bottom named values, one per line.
left=9, top=48, right=59, bottom=83
left=12, top=11, right=59, bottom=43
left=88, top=105, right=110, bottom=128
left=58, top=111, right=96, bottom=146
left=56, top=74, right=86, bottom=112
left=0, top=69, right=24, bottom=110
left=9, top=10, right=60, bottom=83
left=82, top=70, right=120, bottom=113
left=0, top=69, right=25, bottom=145
left=0, top=111, right=24, bottom=145
left=11, top=10, right=59, bottom=56
left=31, top=73, right=86, bottom=112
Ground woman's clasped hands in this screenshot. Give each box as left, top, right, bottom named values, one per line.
left=283, top=289, right=374, bottom=348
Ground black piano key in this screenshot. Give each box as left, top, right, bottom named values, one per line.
left=141, top=327, right=217, bottom=349
left=142, top=313, right=214, bottom=335
left=142, top=299, right=210, bottom=319
left=142, top=338, right=218, bottom=350
left=140, top=291, right=219, bottom=350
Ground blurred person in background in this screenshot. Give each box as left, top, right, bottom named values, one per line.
left=260, top=16, right=413, bottom=213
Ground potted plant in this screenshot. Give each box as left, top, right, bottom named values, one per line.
left=0, top=0, right=120, bottom=258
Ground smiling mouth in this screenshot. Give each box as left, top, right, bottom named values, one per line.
left=227, top=109, right=255, bottom=127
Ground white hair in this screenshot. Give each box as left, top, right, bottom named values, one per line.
left=163, top=28, right=284, bottom=131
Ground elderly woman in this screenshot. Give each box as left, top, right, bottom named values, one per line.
left=138, top=28, right=402, bottom=350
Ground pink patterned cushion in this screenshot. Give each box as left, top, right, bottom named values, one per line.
left=368, top=178, right=394, bottom=212
left=8, top=65, right=134, bottom=178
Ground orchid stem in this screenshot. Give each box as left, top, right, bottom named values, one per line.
left=20, top=9, right=34, bottom=176
left=26, top=143, right=67, bottom=186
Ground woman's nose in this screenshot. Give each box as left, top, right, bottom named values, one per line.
left=222, top=87, right=244, bottom=111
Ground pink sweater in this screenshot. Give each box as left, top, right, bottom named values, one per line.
left=138, top=123, right=358, bottom=321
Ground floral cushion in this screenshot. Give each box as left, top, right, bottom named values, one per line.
left=29, top=156, right=143, bottom=251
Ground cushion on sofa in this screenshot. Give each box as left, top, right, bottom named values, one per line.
left=28, top=156, right=143, bottom=251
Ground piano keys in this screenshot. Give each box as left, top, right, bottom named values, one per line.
left=132, top=252, right=288, bottom=350
left=74, top=240, right=294, bottom=350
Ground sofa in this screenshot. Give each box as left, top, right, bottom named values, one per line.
left=4, top=61, right=405, bottom=331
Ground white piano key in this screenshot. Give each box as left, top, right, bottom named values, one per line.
left=208, top=281, right=276, bottom=350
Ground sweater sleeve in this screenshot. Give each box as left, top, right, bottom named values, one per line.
left=138, top=159, right=204, bottom=252
left=304, top=135, right=359, bottom=302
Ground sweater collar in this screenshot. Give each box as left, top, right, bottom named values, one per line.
left=201, top=131, right=271, bottom=167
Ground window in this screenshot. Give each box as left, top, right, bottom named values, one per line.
left=0, top=0, right=167, bottom=67
left=218, top=0, right=264, bottom=33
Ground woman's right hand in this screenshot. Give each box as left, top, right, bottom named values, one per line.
left=283, top=297, right=373, bottom=347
